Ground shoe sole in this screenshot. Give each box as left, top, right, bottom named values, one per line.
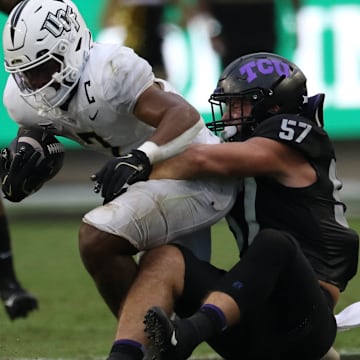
left=144, top=307, right=174, bottom=353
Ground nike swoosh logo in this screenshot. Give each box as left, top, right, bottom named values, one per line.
left=2, top=174, right=7, bottom=186
left=114, top=162, right=137, bottom=171
left=171, top=331, right=178, bottom=346
left=89, top=110, right=99, bottom=121
left=7, top=184, right=12, bottom=197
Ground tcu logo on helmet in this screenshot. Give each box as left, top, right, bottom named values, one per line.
left=239, top=59, right=290, bottom=84
left=41, top=5, right=80, bottom=37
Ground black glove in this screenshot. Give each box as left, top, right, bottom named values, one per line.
left=1, top=145, right=43, bottom=202
left=0, top=137, right=17, bottom=180
left=92, top=149, right=152, bottom=204
left=0, top=148, right=12, bottom=180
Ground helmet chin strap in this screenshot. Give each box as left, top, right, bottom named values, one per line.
left=37, top=107, right=63, bottom=118
left=220, top=125, right=237, bottom=141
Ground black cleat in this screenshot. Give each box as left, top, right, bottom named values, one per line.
left=144, top=307, right=186, bottom=360
left=0, top=279, right=38, bottom=320
left=143, top=344, right=162, bottom=360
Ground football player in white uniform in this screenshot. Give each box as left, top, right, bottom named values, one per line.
left=1, top=0, right=236, bottom=357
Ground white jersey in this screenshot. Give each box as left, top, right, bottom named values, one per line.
left=3, top=43, right=220, bottom=157
left=3, top=43, right=236, bottom=258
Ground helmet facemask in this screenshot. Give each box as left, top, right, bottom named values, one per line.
left=208, top=88, right=272, bottom=141
left=8, top=46, right=80, bottom=112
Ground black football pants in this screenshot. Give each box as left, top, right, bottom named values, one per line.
left=175, top=228, right=337, bottom=360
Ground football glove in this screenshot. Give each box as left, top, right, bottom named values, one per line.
left=0, top=129, right=64, bottom=203
left=0, top=137, right=17, bottom=180
left=0, top=148, right=12, bottom=180
left=0, top=145, right=43, bottom=202
left=92, top=149, right=152, bottom=204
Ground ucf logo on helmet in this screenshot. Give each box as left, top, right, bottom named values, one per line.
left=41, top=5, right=80, bottom=37
left=239, top=59, right=291, bottom=84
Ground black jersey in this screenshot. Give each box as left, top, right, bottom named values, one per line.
left=227, top=113, right=359, bottom=291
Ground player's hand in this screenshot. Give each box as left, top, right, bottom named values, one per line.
left=92, top=149, right=152, bottom=204
left=1, top=146, right=42, bottom=202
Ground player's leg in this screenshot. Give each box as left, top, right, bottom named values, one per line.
left=79, top=178, right=235, bottom=317
left=206, top=229, right=337, bottom=359
left=78, top=223, right=138, bottom=318
left=145, top=229, right=337, bottom=359
left=0, top=197, right=38, bottom=320
left=106, top=245, right=185, bottom=360
left=321, top=347, right=340, bottom=360
left=106, top=243, right=224, bottom=360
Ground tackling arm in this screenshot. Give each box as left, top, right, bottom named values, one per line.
left=150, top=137, right=317, bottom=188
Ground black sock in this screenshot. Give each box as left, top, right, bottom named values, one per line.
left=0, top=216, right=17, bottom=282
left=108, top=339, right=144, bottom=360
left=174, top=304, right=227, bottom=357
left=199, top=304, right=227, bottom=331
left=187, top=303, right=227, bottom=340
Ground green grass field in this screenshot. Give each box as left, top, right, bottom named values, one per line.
left=0, top=216, right=359, bottom=359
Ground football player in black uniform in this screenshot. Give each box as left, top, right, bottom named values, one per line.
left=0, top=0, right=39, bottom=321
left=125, top=52, right=359, bottom=359
left=0, top=198, right=38, bottom=320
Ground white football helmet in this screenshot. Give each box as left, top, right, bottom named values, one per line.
left=3, top=0, right=92, bottom=114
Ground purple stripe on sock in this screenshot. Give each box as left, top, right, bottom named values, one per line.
left=113, top=339, right=143, bottom=350
left=201, top=303, right=227, bottom=330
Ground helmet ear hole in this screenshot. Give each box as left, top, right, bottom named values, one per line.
left=68, top=70, right=78, bottom=81
left=57, top=41, right=68, bottom=54
left=267, top=105, right=280, bottom=115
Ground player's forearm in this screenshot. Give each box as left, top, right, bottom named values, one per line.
left=150, top=154, right=194, bottom=180
left=139, top=118, right=204, bottom=164
left=150, top=144, right=226, bottom=180
left=148, top=102, right=202, bottom=145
